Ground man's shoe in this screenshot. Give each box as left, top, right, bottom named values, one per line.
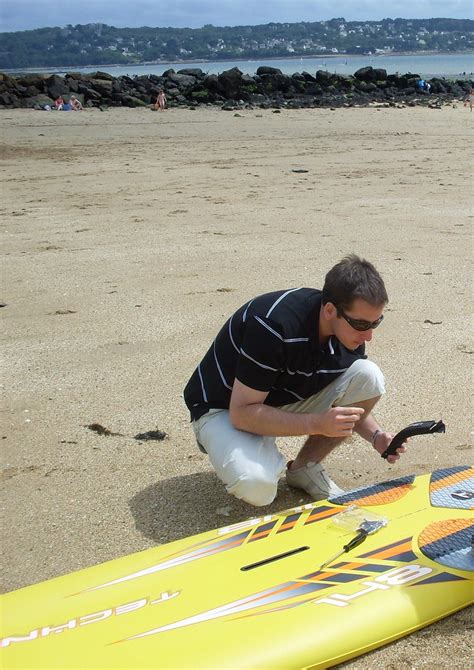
left=286, top=461, right=345, bottom=500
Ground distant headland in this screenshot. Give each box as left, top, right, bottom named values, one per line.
left=0, top=18, right=472, bottom=70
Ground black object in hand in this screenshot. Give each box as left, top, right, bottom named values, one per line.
left=381, top=420, right=446, bottom=459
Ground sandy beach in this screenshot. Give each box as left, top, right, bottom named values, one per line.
left=1, top=103, right=472, bottom=667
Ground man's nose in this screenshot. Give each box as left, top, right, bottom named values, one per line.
left=362, top=329, right=374, bottom=343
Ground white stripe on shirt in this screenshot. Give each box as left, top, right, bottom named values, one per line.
left=228, top=315, right=240, bottom=353
left=198, top=364, right=208, bottom=402
left=242, top=298, right=254, bottom=322
left=265, top=288, right=302, bottom=318
left=255, top=315, right=308, bottom=343
left=213, top=343, right=233, bottom=390
left=240, top=348, right=280, bottom=372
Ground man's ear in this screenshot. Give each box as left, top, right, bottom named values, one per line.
left=323, top=302, right=337, bottom=320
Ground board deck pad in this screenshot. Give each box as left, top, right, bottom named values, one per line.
left=329, top=474, right=415, bottom=505
left=429, top=465, right=474, bottom=509
left=1, top=467, right=473, bottom=669
left=419, top=519, right=474, bottom=571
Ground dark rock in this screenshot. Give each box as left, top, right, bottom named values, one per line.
left=146, top=74, right=164, bottom=85
left=304, top=82, right=323, bottom=95
left=0, top=72, right=17, bottom=85
left=0, top=92, right=15, bottom=106
left=24, top=94, right=53, bottom=108
left=354, top=67, right=377, bottom=82
left=256, top=66, right=283, bottom=76
left=16, top=74, right=47, bottom=88
left=315, top=70, right=333, bottom=86
left=79, top=86, right=102, bottom=101
left=167, top=72, right=197, bottom=88
left=333, top=75, right=353, bottom=91
left=122, top=95, right=147, bottom=107
left=25, top=86, right=41, bottom=98
left=259, top=72, right=292, bottom=94
left=133, top=75, right=155, bottom=92
left=90, top=78, right=114, bottom=96
left=177, top=68, right=204, bottom=78
left=356, top=81, right=378, bottom=93
left=65, top=78, right=79, bottom=93
left=46, top=74, right=69, bottom=99
left=203, top=73, right=219, bottom=90
left=112, top=80, right=124, bottom=94
left=89, top=71, right=115, bottom=81
left=373, top=68, right=388, bottom=81
left=0, top=68, right=471, bottom=111
left=217, top=68, right=244, bottom=99
left=429, top=79, right=447, bottom=94
left=190, top=89, right=210, bottom=102
left=65, top=72, right=89, bottom=81
left=248, top=93, right=267, bottom=105
left=301, top=71, right=317, bottom=82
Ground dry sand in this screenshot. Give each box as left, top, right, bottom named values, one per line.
left=1, top=103, right=472, bottom=667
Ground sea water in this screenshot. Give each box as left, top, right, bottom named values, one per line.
left=5, top=52, right=474, bottom=79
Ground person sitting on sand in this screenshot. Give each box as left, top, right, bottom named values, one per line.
left=155, top=89, right=167, bottom=110
left=70, top=95, right=83, bottom=111
left=184, top=255, right=407, bottom=507
left=54, top=96, right=64, bottom=111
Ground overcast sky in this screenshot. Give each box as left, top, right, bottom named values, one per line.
left=0, top=0, right=472, bottom=33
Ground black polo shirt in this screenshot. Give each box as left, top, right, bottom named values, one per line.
left=184, top=287, right=366, bottom=421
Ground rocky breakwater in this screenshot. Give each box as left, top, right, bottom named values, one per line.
left=0, top=66, right=472, bottom=110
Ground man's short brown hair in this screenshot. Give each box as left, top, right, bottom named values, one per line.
left=322, top=255, right=388, bottom=310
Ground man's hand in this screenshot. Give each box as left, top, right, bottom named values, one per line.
left=314, top=407, right=365, bottom=438
left=373, top=431, right=407, bottom=463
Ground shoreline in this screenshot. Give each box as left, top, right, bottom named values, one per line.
left=3, top=50, right=474, bottom=77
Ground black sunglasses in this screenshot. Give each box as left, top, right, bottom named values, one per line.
left=337, top=306, right=384, bottom=332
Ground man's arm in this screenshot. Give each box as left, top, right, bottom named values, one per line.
left=229, top=379, right=364, bottom=438
left=355, top=412, right=406, bottom=464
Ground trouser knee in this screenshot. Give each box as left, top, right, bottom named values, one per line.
left=227, top=470, right=279, bottom=507
left=339, top=359, right=385, bottom=403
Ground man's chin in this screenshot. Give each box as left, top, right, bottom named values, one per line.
left=347, top=342, right=362, bottom=351
left=339, top=338, right=363, bottom=352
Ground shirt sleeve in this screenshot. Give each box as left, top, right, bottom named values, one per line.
left=235, top=315, right=284, bottom=392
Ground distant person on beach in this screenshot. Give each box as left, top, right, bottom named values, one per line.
left=54, top=96, right=64, bottom=110
left=155, top=89, right=167, bottom=110
left=465, top=89, right=474, bottom=111
left=184, top=255, right=406, bottom=507
left=416, top=79, right=431, bottom=93
left=70, top=95, right=83, bottom=111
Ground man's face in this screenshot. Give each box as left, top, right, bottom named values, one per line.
left=327, top=298, right=386, bottom=350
